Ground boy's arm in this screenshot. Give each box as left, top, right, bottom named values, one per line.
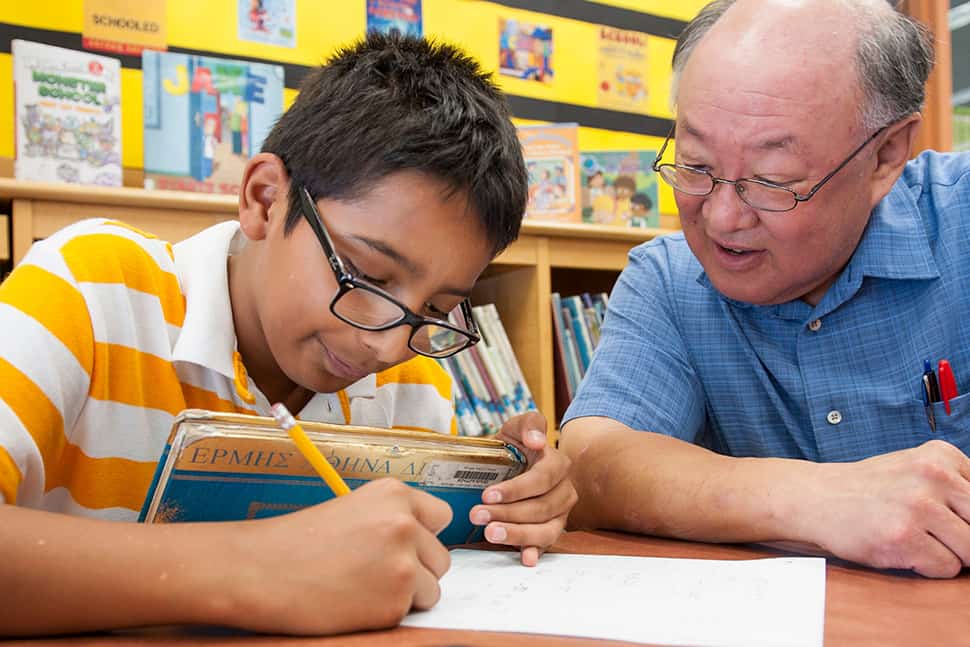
left=0, top=478, right=452, bottom=637
left=562, top=416, right=970, bottom=579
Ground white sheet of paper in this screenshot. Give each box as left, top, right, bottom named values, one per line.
left=403, top=549, right=826, bottom=647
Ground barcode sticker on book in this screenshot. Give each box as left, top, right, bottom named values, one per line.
left=422, top=461, right=514, bottom=489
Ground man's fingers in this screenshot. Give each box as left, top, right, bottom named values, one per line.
left=908, top=532, right=963, bottom=579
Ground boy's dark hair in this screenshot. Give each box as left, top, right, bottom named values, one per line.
left=262, top=31, right=527, bottom=255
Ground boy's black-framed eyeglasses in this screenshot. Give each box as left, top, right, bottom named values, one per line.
left=297, top=185, right=480, bottom=359
left=651, top=125, right=888, bottom=213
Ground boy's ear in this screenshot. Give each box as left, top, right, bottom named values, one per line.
left=238, top=153, right=290, bottom=241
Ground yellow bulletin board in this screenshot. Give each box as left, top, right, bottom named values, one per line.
left=0, top=0, right=708, bottom=212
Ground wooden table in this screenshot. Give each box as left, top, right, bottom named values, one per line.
left=7, top=530, right=968, bottom=646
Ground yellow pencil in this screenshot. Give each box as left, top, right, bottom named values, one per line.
left=270, top=402, right=351, bottom=497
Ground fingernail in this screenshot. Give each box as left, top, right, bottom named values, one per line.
left=484, top=489, right=502, bottom=504
left=487, top=525, right=507, bottom=542
left=526, top=430, right=546, bottom=445
left=471, top=509, right=490, bottom=525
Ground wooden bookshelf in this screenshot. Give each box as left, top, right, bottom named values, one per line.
left=0, top=178, right=678, bottom=431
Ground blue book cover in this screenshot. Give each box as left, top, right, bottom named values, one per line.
left=367, top=0, right=422, bottom=38
left=140, top=411, right=526, bottom=546
left=142, top=50, right=284, bottom=195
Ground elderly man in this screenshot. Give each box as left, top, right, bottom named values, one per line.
left=562, top=0, right=970, bottom=578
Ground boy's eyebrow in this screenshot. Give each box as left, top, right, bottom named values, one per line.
left=347, top=234, right=474, bottom=297
left=350, top=234, right=419, bottom=274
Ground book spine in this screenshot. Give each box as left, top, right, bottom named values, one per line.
left=453, top=349, right=500, bottom=435
left=446, top=356, right=492, bottom=436
left=438, top=358, right=483, bottom=437
left=484, top=304, right=536, bottom=411
left=563, top=296, right=593, bottom=373
left=473, top=305, right=522, bottom=417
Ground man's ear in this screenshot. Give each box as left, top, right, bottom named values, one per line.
left=869, top=113, right=921, bottom=207
left=238, top=153, right=290, bottom=242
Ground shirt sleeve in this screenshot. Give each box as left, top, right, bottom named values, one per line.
left=562, top=240, right=707, bottom=441
left=0, top=229, right=96, bottom=506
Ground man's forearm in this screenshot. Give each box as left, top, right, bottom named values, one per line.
left=561, top=419, right=830, bottom=544
left=0, top=506, right=240, bottom=636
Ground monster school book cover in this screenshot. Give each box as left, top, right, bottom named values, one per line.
left=13, top=40, right=122, bottom=186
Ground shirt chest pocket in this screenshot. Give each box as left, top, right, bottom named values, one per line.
left=918, top=391, right=970, bottom=447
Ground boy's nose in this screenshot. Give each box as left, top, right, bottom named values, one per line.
left=359, top=325, right=414, bottom=365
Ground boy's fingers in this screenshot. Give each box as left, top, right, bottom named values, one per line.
left=484, top=450, right=570, bottom=504
left=471, top=478, right=577, bottom=525
left=484, top=518, right=567, bottom=551
left=406, top=485, right=454, bottom=534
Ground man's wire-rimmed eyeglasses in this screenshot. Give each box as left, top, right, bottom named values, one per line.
left=651, top=125, right=887, bottom=212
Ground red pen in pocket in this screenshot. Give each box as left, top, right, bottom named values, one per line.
left=937, top=359, right=959, bottom=416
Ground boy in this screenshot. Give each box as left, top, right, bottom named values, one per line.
left=0, top=33, right=575, bottom=636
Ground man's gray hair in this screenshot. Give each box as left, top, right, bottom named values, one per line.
left=670, top=0, right=935, bottom=130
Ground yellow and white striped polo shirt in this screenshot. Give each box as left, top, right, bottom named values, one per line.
left=0, top=218, right=456, bottom=519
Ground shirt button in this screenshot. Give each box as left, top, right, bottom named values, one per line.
left=827, top=410, right=842, bottom=425
left=808, top=319, right=822, bottom=332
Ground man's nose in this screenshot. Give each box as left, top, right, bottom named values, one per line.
left=702, top=180, right=759, bottom=233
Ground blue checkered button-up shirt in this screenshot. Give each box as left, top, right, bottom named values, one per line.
left=563, top=151, right=970, bottom=462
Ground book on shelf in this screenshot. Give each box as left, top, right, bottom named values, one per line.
left=580, top=150, right=659, bottom=227
left=139, top=410, right=527, bottom=546
left=551, top=291, right=610, bottom=409
left=13, top=40, right=122, bottom=187
left=142, top=50, right=284, bottom=195
left=517, top=123, right=582, bottom=224
left=438, top=303, right=535, bottom=437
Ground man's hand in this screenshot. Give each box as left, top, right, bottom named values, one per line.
left=805, top=439, right=970, bottom=578
left=470, top=410, right=577, bottom=566
left=227, top=478, right=453, bottom=634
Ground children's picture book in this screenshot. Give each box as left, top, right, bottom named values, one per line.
left=13, top=40, right=122, bottom=186
left=498, top=18, right=553, bottom=83
left=142, top=50, right=284, bottom=195
left=580, top=151, right=659, bottom=227
left=366, top=0, right=423, bottom=38
left=140, top=410, right=527, bottom=546
left=518, top=123, right=582, bottom=223
left=237, top=0, right=296, bottom=48
left=596, top=27, right=650, bottom=114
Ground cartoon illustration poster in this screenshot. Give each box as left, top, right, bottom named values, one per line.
left=238, top=0, right=295, bottom=48
left=518, top=124, right=581, bottom=223
left=366, top=0, right=423, bottom=38
left=597, top=26, right=649, bottom=114
left=142, top=51, right=284, bottom=195
left=580, top=151, right=659, bottom=227
left=499, top=18, right=553, bottom=83
left=13, top=40, right=122, bottom=186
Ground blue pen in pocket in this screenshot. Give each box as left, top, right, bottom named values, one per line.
left=922, top=373, right=937, bottom=433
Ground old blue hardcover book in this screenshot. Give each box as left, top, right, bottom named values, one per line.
left=139, top=410, right=526, bottom=545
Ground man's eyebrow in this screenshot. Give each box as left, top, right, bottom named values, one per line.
left=756, top=135, right=797, bottom=151
left=680, top=120, right=797, bottom=151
